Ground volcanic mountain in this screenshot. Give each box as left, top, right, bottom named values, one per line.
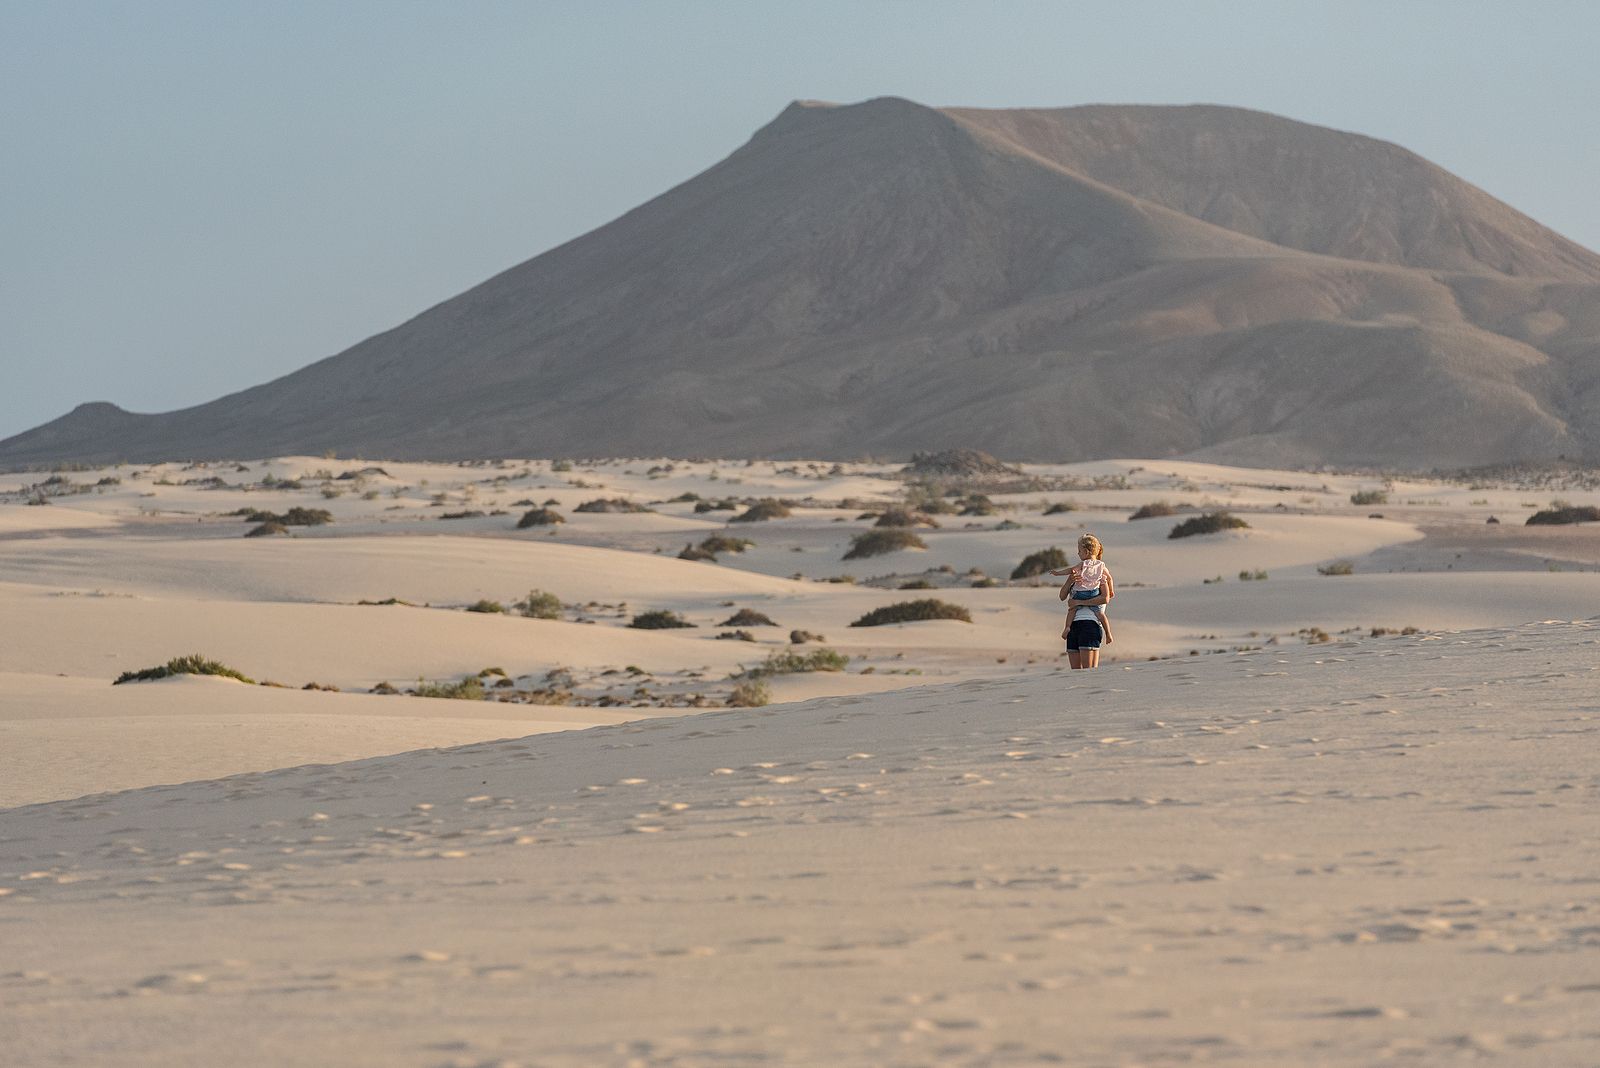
left=7, top=98, right=1600, bottom=468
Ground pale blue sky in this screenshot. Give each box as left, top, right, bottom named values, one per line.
left=3, top=0, right=1597, bottom=439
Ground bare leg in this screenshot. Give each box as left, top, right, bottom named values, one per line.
left=1082, top=648, right=1100, bottom=669
left=1067, top=650, right=1086, bottom=670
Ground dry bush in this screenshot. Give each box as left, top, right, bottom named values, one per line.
left=844, top=529, right=927, bottom=560
left=850, top=599, right=973, bottom=627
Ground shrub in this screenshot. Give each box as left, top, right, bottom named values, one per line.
left=1129, top=501, right=1176, bottom=520
left=114, top=654, right=254, bottom=686
left=720, top=608, right=777, bottom=627
left=899, top=579, right=935, bottom=589
left=439, top=510, right=485, bottom=520
left=281, top=507, right=333, bottom=526
left=411, top=676, right=486, bottom=700
left=1238, top=569, right=1269, bottom=581
left=1168, top=512, right=1250, bottom=539
left=699, top=535, right=754, bottom=554
left=957, top=495, right=996, bottom=516
left=466, top=599, right=507, bottom=613
left=874, top=508, right=938, bottom=528
left=850, top=599, right=973, bottom=627
left=730, top=499, right=791, bottom=523
left=245, top=521, right=288, bottom=537
left=515, top=589, right=562, bottom=620
left=1317, top=561, right=1354, bottom=576
left=971, top=577, right=1000, bottom=588
left=789, top=629, right=825, bottom=644
left=517, top=507, right=565, bottom=527
left=843, top=529, right=927, bottom=560
left=550, top=460, right=574, bottom=472
left=1526, top=504, right=1600, bottom=525
left=715, top=630, right=757, bottom=642
left=745, top=647, right=850, bottom=677
left=629, top=610, right=695, bottom=629
left=575, top=497, right=652, bottom=513
left=693, top=498, right=738, bottom=513
left=677, top=543, right=717, bottom=562
left=727, top=679, right=771, bottom=707
left=1350, top=490, right=1388, bottom=506
left=1011, top=547, right=1071, bottom=580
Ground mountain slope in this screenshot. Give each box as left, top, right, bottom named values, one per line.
left=4, top=97, right=1598, bottom=468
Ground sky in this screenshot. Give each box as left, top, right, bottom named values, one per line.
left=3, top=0, right=1598, bottom=439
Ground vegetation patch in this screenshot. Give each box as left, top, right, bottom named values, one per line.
left=516, top=507, right=565, bottom=527
left=1129, top=501, right=1176, bottom=520
left=789, top=629, right=825, bottom=644
left=715, top=630, right=757, bottom=642
left=574, top=497, right=652, bottom=513
left=410, top=676, right=486, bottom=700
left=716, top=608, right=774, bottom=627
left=743, top=647, right=850, bottom=677
left=850, top=599, right=973, bottom=627
left=1317, top=560, right=1355, bottom=576
left=844, top=528, right=927, bottom=560
left=114, top=654, right=255, bottom=686
left=1350, top=489, right=1389, bottom=506
left=699, top=535, right=755, bottom=554
left=629, top=609, right=695, bottom=629
left=693, top=498, right=739, bottom=513
left=901, top=449, right=1021, bottom=479
left=1042, top=501, right=1076, bottom=515
left=730, top=498, right=792, bottom=523
left=727, top=679, right=771, bottom=707
left=515, top=589, right=562, bottom=620
left=873, top=508, right=938, bottom=528
left=1526, top=503, right=1600, bottom=525
left=677, top=543, right=717, bottom=562
left=439, top=509, right=486, bottom=520
left=1011, top=547, right=1071, bottom=580
left=466, top=599, right=508, bottom=613
left=1168, top=512, right=1250, bottom=539
left=244, top=521, right=289, bottom=537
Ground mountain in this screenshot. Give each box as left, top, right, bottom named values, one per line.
left=6, top=97, right=1599, bottom=469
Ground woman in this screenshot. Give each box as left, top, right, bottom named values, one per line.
left=1058, top=533, right=1113, bottom=669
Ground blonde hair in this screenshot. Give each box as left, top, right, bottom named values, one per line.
left=1077, top=533, right=1103, bottom=559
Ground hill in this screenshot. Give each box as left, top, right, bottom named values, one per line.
left=5, top=98, right=1598, bottom=468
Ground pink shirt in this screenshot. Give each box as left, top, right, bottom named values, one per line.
left=1072, top=558, right=1107, bottom=592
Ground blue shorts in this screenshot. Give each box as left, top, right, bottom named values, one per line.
left=1066, top=619, right=1103, bottom=650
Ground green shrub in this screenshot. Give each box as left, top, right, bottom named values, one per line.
left=1169, top=512, right=1250, bottom=539
left=850, top=599, right=973, bottom=627
left=1011, top=547, right=1071, bottom=580
left=517, top=507, right=565, bottom=527
left=874, top=508, right=937, bottom=528
left=281, top=507, right=333, bottom=526
left=411, top=676, right=486, bottom=700
left=244, top=521, right=288, bottom=537
left=699, top=535, right=755, bottom=554
left=1238, top=569, right=1269, bottom=581
left=1317, top=561, right=1354, bottom=576
left=745, top=647, right=850, bottom=677
left=843, top=528, right=927, bottom=560
left=693, top=498, right=738, bottom=513
left=629, top=609, right=695, bottom=629
left=550, top=460, right=573, bottom=472
left=1129, top=501, right=1176, bottom=520
left=466, top=599, right=507, bottom=613
left=114, top=654, right=254, bottom=686
left=727, top=679, right=771, bottom=707
left=575, top=497, right=652, bottom=513
left=1350, top=490, right=1388, bottom=506
left=720, top=608, right=777, bottom=627
left=515, top=589, right=562, bottom=619
left=730, top=498, right=792, bottom=523
left=1526, top=504, right=1600, bottom=525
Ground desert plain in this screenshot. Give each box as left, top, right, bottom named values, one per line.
left=3, top=454, right=1599, bottom=1065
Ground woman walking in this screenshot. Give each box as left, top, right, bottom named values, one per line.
left=1053, top=533, right=1113, bottom=669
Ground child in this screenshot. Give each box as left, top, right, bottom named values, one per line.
left=1050, top=533, right=1113, bottom=644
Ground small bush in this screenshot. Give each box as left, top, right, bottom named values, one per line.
left=727, top=679, right=771, bottom=707
left=843, top=529, right=927, bottom=560
left=629, top=610, right=695, bottom=629
left=1168, top=512, right=1250, bottom=539
left=850, top=599, right=973, bottom=627
left=1317, top=561, right=1354, bottom=576
left=1526, top=504, right=1600, bottom=525
left=1350, top=490, right=1388, bottom=506
left=957, top=495, right=996, bottom=516
left=114, top=654, right=254, bottom=686
left=515, top=589, right=562, bottom=620
left=745, top=647, right=850, bottom=677
left=699, top=535, right=754, bottom=554
left=575, top=497, right=652, bottom=514
left=720, top=608, right=777, bottom=627
left=466, top=599, right=507, bottom=613
left=281, top=507, right=333, bottom=526
left=677, top=543, right=717, bottom=562
left=412, top=676, right=486, bottom=700
left=517, top=507, right=565, bottom=527
left=730, top=499, right=791, bottom=523
left=1042, top=501, right=1076, bottom=515
left=693, top=498, right=738, bottom=513
left=1238, top=569, right=1269, bottom=581
left=439, top=510, right=485, bottom=520
left=245, top=521, right=289, bottom=537
left=899, top=579, right=935, bottom=589
left=789, top=629, right=825, bottom=644
left=715, top=630, right=757, bottom=642
left=1011, top=547, right=1071, bottom=580
left=1129, top=501, right=1176, bottom=520
left=874, top=508, right=938, bottom=528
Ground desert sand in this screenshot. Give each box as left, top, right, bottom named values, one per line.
left=4, top=454, right=1599, bottom=1064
